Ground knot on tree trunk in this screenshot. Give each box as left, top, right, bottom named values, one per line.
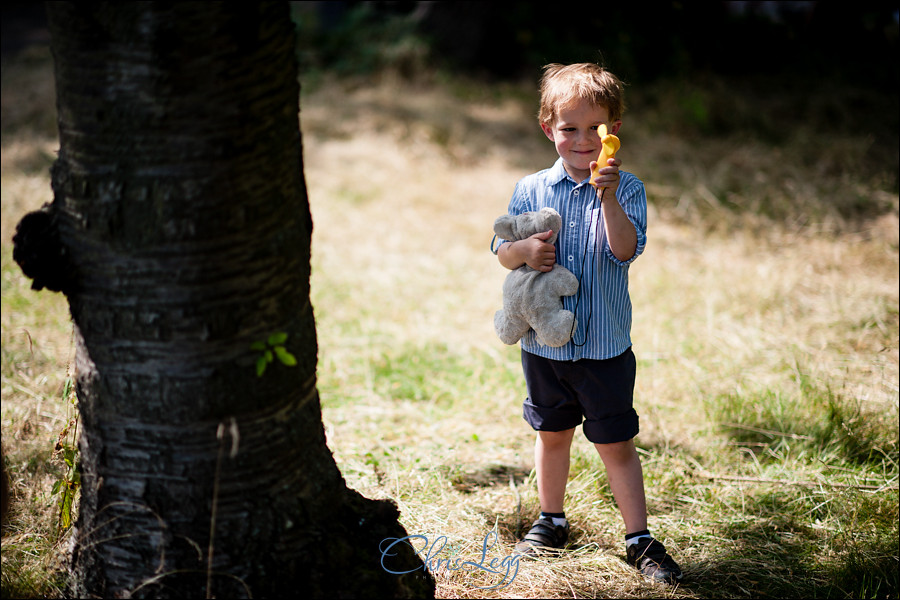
left=12, top=204, right=72, bottom=294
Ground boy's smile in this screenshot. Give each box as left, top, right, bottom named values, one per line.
left=541, top=99, right=621, bottom=182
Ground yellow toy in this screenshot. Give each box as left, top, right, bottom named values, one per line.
left=589, top=123, right=620, bottom=189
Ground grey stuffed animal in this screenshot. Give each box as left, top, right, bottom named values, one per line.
left=493, top=207, right=579, bottom=347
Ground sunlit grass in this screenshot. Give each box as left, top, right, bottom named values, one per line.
left=2, top=49, right=898, bottom=598
left=300, top=72, right=898, bottom=598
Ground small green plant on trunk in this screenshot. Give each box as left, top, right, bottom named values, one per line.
left=250, top=332, right=297, bottom=377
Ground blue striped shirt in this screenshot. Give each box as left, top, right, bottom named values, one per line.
left=499, top=157, right=647, bottom=361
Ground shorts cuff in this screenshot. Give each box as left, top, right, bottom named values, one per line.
left=582, top=409, right=639, bottom=444
left=523, top=399, right=582, bottom=432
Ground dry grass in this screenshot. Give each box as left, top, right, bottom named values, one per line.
left=299, top=72, right=898, bottom=598
left=2, top=48, right=898, bottom=599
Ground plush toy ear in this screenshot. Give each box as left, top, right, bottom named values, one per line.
left=493, top=214, right=520, bottom=240
left=537, top=208, right=562, bottom=245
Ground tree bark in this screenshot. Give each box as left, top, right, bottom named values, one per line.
left=14, top=2, right=433, bottom=597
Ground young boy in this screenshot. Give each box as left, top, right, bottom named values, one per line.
left=494, top=63, right=682, bottom=584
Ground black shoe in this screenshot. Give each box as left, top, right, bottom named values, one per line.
left=515, top=517, right=569, bottom=555
left=626, top=537, right=683, bottom=584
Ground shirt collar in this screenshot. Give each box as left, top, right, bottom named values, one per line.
left=546, top=157, right=588, bottom=188
left=546, top=157, right=569, bottom=186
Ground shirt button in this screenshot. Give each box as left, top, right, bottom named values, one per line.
left=567, top=255, right=574, bottom=261
left=569, top=221, right=575, bottom=227
left=574, top=190, right=579, bottom=196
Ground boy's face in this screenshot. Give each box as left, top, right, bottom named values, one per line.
left=541, top=99, right=621, bottom=182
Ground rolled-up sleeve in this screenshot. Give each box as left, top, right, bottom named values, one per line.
left=604, top=174, right=647, bottom=267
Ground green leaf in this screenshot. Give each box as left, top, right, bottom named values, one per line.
left=264, top=349, right=274, bottom=363
left=256, top=356, right=268, bottom=377
left=250, top=341, right=266, bottom=351
left=60, top=489, right=74, bottom=529
left=267, top=332, right=289, bottom=346
left=274, top=346, right=297, bottom=366
left=51, top=480, right=62, bottom=495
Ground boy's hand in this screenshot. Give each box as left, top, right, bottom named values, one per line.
left=590, top=156, right=622, bottom=198
left=590, top=122, right=621, bottom=198
left=521, top=229, right=557, bottom=272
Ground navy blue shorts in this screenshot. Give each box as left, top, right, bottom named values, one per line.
left=521, top=348, right=639, bottom=444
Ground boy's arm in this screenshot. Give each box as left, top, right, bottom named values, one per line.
left=497, top=230, right=557, bottom=272
left=592, top=157, right=639, bottom=262
left=601, top=193, right=638, bottom=262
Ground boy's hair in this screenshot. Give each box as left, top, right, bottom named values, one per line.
left=539, top=63, right=626, bottom=126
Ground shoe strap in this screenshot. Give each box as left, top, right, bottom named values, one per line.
left=523, top=519, right=563, bottom=545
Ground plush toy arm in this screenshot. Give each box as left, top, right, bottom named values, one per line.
left=548, top=265, right=579, bottom=297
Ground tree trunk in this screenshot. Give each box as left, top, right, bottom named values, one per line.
left=14, top=3, right=432, bottom=597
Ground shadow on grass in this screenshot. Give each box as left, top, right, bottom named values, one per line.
left=448, top=463, right=532, bottom=494
left=687, top=505, right=825, bottom=598
left=678, top=489, right=897, bottom=600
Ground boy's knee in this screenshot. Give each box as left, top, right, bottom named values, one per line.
left=537, top=429, right=575, bottom=450
left=593, top=439, right=637, bottom=462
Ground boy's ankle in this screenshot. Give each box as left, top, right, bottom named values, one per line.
left=540, top=511, right=567, bottom=527
left=624, top=528, right=651, bottom=547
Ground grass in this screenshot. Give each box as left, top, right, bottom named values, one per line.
left=2, top=46, right=899, bottom=598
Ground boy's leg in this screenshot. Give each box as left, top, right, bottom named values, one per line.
left=517, top=351, right=580, bottom=554
left=592, top=438, right=647, bottom=533
left=516, top=428, right=575, bottom=555
left=595, top=438, right=682, bottom=584
left=536, top=428, right=576, bottom=513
